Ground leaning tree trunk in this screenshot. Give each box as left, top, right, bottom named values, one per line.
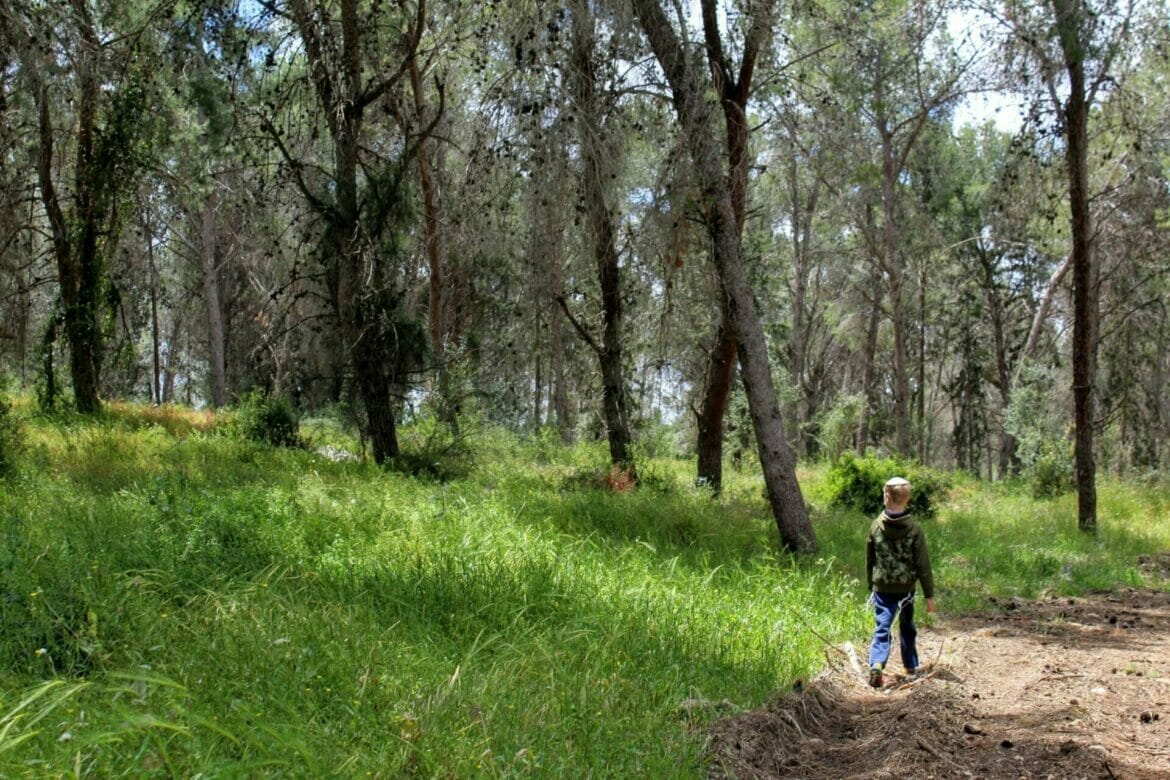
left=632, top=0, right=816, bottom=552
left=692, top=0, right=765, bottom=492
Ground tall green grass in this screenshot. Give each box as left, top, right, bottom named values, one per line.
left=0, top=405, right=1167, bottom=775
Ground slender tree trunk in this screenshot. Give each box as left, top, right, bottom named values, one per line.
left=695, top=317, right=736, bottom=487
left=549, top=230, right=571, bottom=442
left=878, top=121, right=912, bottom=456
left=917, top=262, right=927, bottom=462
left=788, top=155, right=819, bottom=457
left=533, top=351, right=544, bottom=430
left=569, top=0, right=635, bottom=473
left=143, top=212, right=162, bottom=404
left=409, top=56, right=458, bottom=428
left=979, top=246, right=1020, bottom=477
left=1054, top=0, right=1098, bottom=532
left=161, top=311, right=182, bottom=403
left=200, top=197, right=228, bottom=408
left=632, top=0, right=815, bottom=552
left=856, top=261, right=883, bottom=452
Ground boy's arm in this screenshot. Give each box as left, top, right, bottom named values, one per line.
left=914, top=527, right=935, bottom=599
left=865, top=535, right=875, bottom=592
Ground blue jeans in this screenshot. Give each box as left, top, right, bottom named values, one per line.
left=868, top=591, right=919, bottom=671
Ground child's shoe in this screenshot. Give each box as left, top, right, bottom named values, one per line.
left=868, top=665, right=883, bottom=688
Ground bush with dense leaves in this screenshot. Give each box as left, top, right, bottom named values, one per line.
left=822, top=452, right=951, bottom=518
left=0, top=396, right=23, bottom=477
left=234, top=392, right=301, bottom=448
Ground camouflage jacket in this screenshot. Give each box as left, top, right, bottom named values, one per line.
left=866, top=510, right=934, bottom=597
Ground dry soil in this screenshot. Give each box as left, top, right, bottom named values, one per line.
left=706, top=554, right=1170, bottom=779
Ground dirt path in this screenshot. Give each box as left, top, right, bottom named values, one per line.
left=708, top=581, right=1170, bottom=779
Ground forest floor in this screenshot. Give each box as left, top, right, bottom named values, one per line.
left=707, top=554, right=1170, bottom=779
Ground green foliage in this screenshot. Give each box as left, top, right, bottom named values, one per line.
left=233, top=391, right=301, bottom=448
left=0, top=397, right=23, bottom=477
left=820, top=452, right=952, bottom=517
left=391, top=413, right=475, bottom=481
left=1005, top=362, right=1074, bottom=498
left=3, top=404, right=1169, bottom=775
left=813, top=393, right=864, bottom=461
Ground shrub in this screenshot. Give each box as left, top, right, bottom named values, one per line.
left=0, top=396, right=24, bottom=477
left=1028, top=446, right=1074, bottom=499
left=1004, top=362, right=1074, bottom=499
left=392, top=413, right=475, bottom=481
left=234, top=391, right=301, bottom=448
left=813, top=393, right=865, bottom=461
left=822, top=452, right=951, bottom=518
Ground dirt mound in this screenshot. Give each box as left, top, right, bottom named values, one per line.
left=708, top=588, right=1170, bottom=779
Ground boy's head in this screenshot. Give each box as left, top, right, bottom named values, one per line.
left=883, top=476, right=911, bottom=509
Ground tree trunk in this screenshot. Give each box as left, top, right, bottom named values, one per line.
left=284, top=0, right=426, bottom=463
left=695, top=316, right=736, bottom=488
left=632, top=0, right=816, bottom=552
left=144, top=212, right=162, bottom=405
left=533, top=351, right=544, bottom=430
left=201, top=197, right=228, bottom=408
left=549, top=225, right=571, bottom=442
left=856, top=261, right=884, bottom=453
left=979, top=245, right=1020, bottom=478
left=787, top=153, right=820, bottom=458
left=1054, top=0, right=1098, bottom=532
left=878, top=121, right=912, bottom=456
left=569, top=0, right=635, bottom=473
left=917, top=263, right=927, bottom=463
left=32, top=26, right=104, bottom=414
left=409, top=56, right=458, bottom=428
left=692, top=0, right=766, bottom=491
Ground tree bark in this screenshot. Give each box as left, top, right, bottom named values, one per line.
left=200, top=196, right=228, bottom=408
left=878, top=117, right=912, bottom=456
left=31, top=6, right=105, bottom=414
left=568, top=0, right=635, bottom=473
left=409, top=55, right=458, bottom=428
left=692, top=0, right=767, bottom=492
left=549, top=211, right=572, bottom=442
left=787, top=152, right=820, bottom=458
left=143, top=212, right=163, bottom=405
left=632, top=0, right=816, bottom=552
left=856, top=255, right=884, bottom=452
left=695, top=317, right=737, bottom=488
left=283, top=0, right=426, bottom=463
left=978, top=245, right=1021, bottom=477
left=1053, top=0, right=1098, bottom=532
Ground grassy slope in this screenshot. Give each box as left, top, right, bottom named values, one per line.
left=0, top=405, right=1167, bottom=776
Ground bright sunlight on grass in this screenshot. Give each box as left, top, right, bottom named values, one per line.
left=1, top=403, right=1167, bottom=775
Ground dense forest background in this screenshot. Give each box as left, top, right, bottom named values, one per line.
left=2, top=0, right=1169, bottom=506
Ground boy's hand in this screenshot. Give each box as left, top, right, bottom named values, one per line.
left=925, top=598, right=937, bottom=614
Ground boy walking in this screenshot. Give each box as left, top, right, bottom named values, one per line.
left=866, top=476, right=936, bottom=688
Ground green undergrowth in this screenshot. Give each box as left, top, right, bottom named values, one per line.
left=811, top=472, right=1170, bottom=614
left=1, top=404, right=1167, bottom=775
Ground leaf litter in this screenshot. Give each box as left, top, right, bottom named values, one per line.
left=706, top=577, right=1170, bottom=779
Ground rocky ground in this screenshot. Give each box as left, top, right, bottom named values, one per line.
left=707, top=555, right=1170, bottom=779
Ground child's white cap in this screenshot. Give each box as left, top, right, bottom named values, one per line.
left=884, top=476, right=910, bottom=488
